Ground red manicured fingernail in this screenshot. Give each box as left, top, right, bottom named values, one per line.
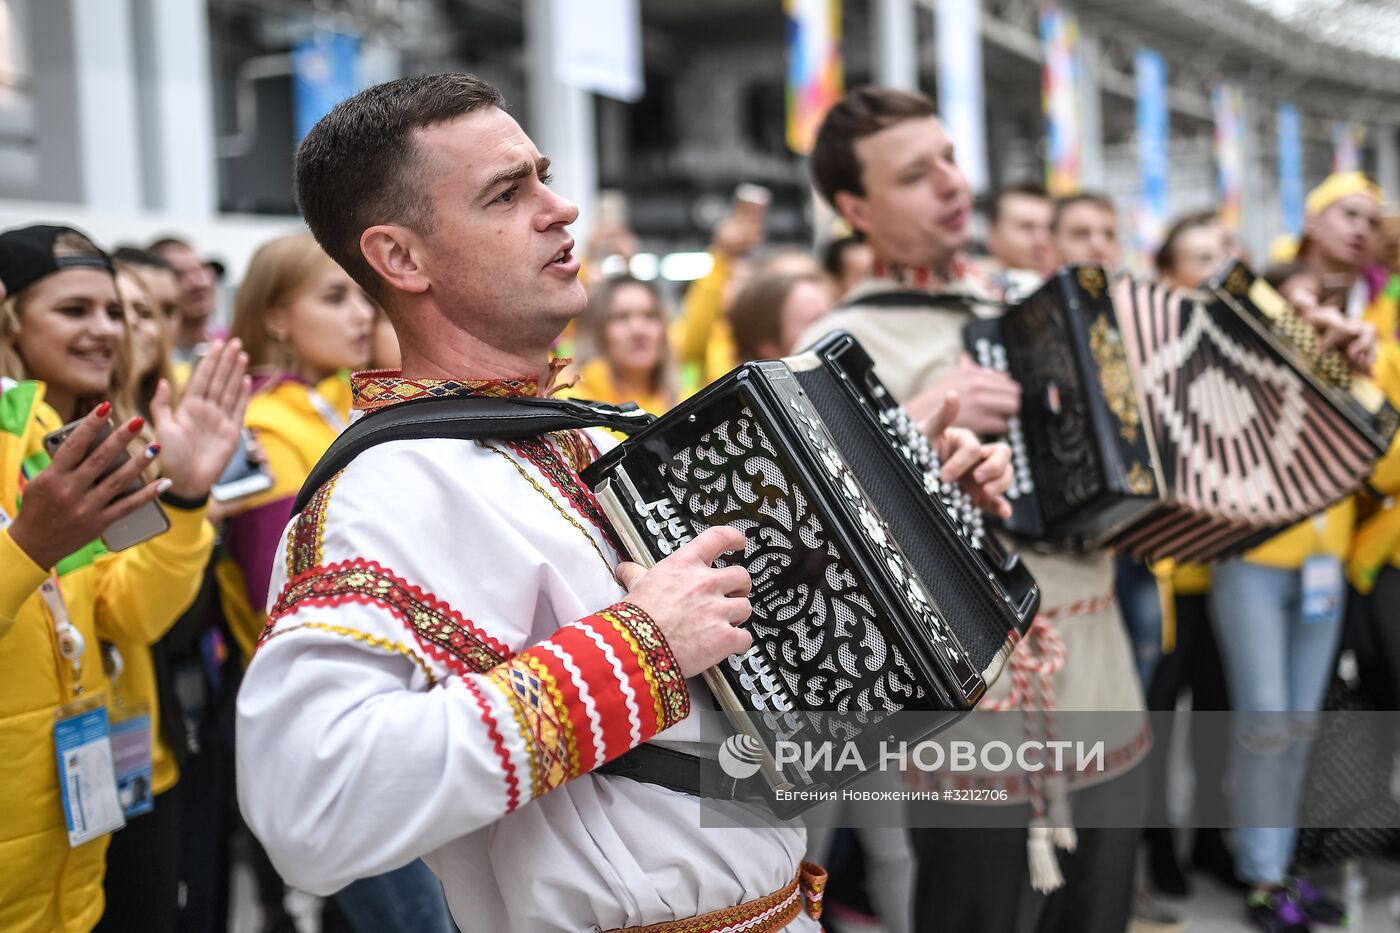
left=93, top=401, right=111, bottom=418
left=128, top=416, right=145, bottom=433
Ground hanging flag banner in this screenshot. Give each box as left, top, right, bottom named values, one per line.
left=936, top=0, right=987, bottom=192
left=553, top=0, right=644, bottom=102
left=1040, top=4, right=1081, bottom=196
left=292, top=31, right=361, bottom=142
left=1277, top=103, right=1305, bottom=235
left=785, top=0, right=843, bottom=155
left=1332, top=121, right=1364, bottom=173
left=1133, top=48, right=1169, bottom=264
left=1212, top=83, right=1246, bottom=232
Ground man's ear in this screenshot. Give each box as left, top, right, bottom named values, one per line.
left=360, top=225, right=430, bottom=295
left=833, top=191, right=872, bottom=240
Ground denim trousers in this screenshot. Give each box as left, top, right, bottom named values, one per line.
left=1209, top=558, right=1345, bottom=885
left=1116, top=554, right=1163, bottom=688
left=334, top=859, right=456, bottom=933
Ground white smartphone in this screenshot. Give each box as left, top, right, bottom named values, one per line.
left=43, top=417, right=171, bottom=552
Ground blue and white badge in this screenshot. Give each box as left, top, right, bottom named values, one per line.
left=1301, top=555, right=1344, bottom=627
left=53, top=705, right=125, bottom=846
left=110, top=710, right=154, bottom=819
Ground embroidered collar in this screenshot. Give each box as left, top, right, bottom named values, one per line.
left=351, top=358, right=577, bottom=413
left=864, top=254, right=1003, bottom=303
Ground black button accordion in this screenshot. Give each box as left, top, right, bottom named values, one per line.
left=580, top=332, right=1040, bottom=807
left=965, top=262, right=1399, bottom=563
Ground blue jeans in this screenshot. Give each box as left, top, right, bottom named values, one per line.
left=1116, top=554, right=1162, bottom=687
left=334, top=860, right=456, bottom=933
left=1209, top=558, right=1345, bottom=885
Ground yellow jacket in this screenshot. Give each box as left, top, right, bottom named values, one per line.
left=0, top=380, right=213, bottom=933
left=1244, top=500, right=1356, bottom=570
left=562, top=358, right=679, bottom=417
left=671, top=251, right=738, bottom=393
left=1349, top=279, right=1400, bottom=591
left=222, top=373, right=353, bottom=660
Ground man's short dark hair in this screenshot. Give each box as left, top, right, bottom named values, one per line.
left=112, top=246, right=176, bottom=274
left=820, top=235, right=863, bottom=279
left=294, top=73, right=505, bottom=302
left=1154, top=209, right=1219, bottom=275
left=1051, top=191, right=1116, bottom=233
left=810, top=86, right=938, bottom=208
left=988, top=183, right=1052, bottom=227
left=148, top=236, right=193, bottom=254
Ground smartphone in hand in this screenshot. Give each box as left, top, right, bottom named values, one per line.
left=211, top=429, right=275, bottom=502
left=42, top=417, right=171, bottom=551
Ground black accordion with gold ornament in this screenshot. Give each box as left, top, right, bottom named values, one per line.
left=580, top=332, right=1040, bottom=807
left=966, top=262, right=1399, bottom=563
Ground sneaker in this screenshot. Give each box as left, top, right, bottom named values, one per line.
left=1247, top=887, right=1312, bottom=933
left=1285, top=876, right=1348, bottom=927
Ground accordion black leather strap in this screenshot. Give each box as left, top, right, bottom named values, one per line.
left=597, top=744, right=769, bottom=802
left=293, top=394, right=656, bottom=514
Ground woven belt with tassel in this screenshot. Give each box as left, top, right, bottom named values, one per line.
left=982, top=592, right=1115, bottom=893
left=605, top=862, right=826, bottom=933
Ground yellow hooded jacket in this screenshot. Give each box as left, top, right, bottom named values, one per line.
left=0, top=380, right=213, bottom=933
left=1349, top=279, right=1400, bottom=591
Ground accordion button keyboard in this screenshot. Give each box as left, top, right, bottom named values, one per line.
left=975, top=335, right=1034, bottom=499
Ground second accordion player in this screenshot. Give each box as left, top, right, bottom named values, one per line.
left=965, top=262, right=1399, bottom=563
left=580, top=332, right=1040, bottom=804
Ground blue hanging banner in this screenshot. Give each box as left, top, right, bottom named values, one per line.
left=1133, top=47, right=1169, bottom=263
left=1277, top=103, right=1304, bottom=235
left=293, top=31, right=361, bottom=142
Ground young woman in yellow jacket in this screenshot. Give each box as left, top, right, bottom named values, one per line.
left=1206, top=250, right=1378, bottom=924
left=0, top=224, right=247, bottom=933
left=90, top=258, right=202, bottom=933
left=565, top=274, right=682, bottom=415
left=221, top=234, right=373, bottom=660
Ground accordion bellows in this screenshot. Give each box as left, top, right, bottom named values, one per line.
left=581, top=333, right=1039, bottom=805
left=967, top=262, right=1398, bottom=564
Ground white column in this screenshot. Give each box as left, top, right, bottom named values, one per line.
left=872, top=0, right=918, bottom=91
left=524, top=0, right=598, bottom=242
left=1077, top=28, right=1105, bottom=190
left=71, top=0, right=142, bottom=212
left=1377, top=124, right=1400, bottom=206
left=134, top=0, right=216, bottom=215
left=935, top=0, right=988, bottom=192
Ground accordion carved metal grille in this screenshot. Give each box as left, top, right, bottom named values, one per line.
left=581, top=337, right=1041, bottom=804
left=660, top=403, right=959, bottom=714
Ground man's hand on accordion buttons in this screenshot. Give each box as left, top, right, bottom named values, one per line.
left=614, top=526, right=754, bottom=677
left=909, top=354, right=1020, bottom=436
left=921, top=392, right=1015, bottom=520
left=1309, top=307, right=1378, bottom=375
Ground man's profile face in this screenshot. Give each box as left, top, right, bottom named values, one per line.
left=1053, top=201, right=1120, bottom=269
left=411, top=108, right=584, bottom=351
left=988, top=194, right=1054, bottom=274
left=1307, top=193, right=1379, bottom=274
left=841, top=116, right=972, bottom=269
left=155, top=243, right=215, bottom=323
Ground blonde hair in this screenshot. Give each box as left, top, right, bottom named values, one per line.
left=580, top=275, right=677, bottom=406
left=231, top=233, right=337, bottom=376
left=115, top=262, right=177, bottom=420
left=0, top=273, right=138, bottom=424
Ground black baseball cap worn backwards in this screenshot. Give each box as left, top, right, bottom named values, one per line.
left=0, top=224, right=114, bottom=297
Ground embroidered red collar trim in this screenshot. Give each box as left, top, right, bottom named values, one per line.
left=350, top=359, right=576, bottom=412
